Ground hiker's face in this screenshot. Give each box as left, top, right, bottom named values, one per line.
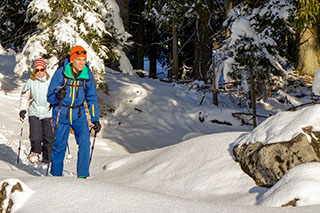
left=72, top=57, right=86, bottom=73
left=35, top=66, right=45, bottom=78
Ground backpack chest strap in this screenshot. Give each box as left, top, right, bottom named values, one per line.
left=61, top=103, right=84, bottom=119
left=65, top=79, right=87, bottom=98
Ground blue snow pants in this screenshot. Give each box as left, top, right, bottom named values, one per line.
left=50, top=115, right=90, bottom=177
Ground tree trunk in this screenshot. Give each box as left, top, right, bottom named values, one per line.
left=212, top=62, right=218, bottom=106
left=132, top=0, right=145, bottom=70
left=149, top=42, right=157, bottom=79
left=297, top=22, right=320, bottom=76
left=116, top=0, right=130, bottom=59
left=168, top=48, right=173, bottom=79
left=172, top=19, right=179, bottom=79
left=249, top=65, right=257, bottom=128
left=193, top=1, right=213, bottom=81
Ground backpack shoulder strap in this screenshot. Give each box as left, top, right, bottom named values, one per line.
left=83, top=79, right=87, bottom=90
left=82, top=79, right=87, bottom=97
left=62, top=76, right=68, bottom=88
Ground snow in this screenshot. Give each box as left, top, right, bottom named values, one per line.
left=4, top=1, right=315, bottom=211
left=258, top=162, right=320, bottom=207
left=235, top=105, right=320, bottom=146
left=1, top=52, right=320, bottom=212
left=28, top=0, right=51, bottom=14
left=259, top=0, right=294, bottom=21
left=222, top=0, right=293, bottom=84
left=230, top=17, right=258, bottom=47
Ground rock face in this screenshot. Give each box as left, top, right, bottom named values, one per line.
left=233, top=126, right=320, bottom=187
left=0, top=181, right=22, bottom=212
left=0, top=179, right=33, bottom=213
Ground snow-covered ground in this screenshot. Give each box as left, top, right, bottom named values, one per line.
left=1, top=50, right=320, bottom=212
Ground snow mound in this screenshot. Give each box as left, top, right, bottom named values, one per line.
left=0, top=178, right=34, bottom=212
left=102, top=132, right=255, bottom=200
left=234, top=105, right=320, bottom=146
left=258, top=162, right=320, bottom=207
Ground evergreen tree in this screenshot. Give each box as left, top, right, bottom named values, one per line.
left=220, top=0, right=294, bottom=125
left=14, top=0, right=132, bottom=90
left=222, top=0, right=294, bottom=91
left=0, top=0, right=34, bottom=50
left=145, top=0, right=189, bottom=79
left=144, top=0, right=223, bottom=80
left=192, top=0, right=215, bottom=81
left=129, top=0, right=146, bottom=71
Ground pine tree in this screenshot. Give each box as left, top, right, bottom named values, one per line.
left=144, top=0, right=223, bottom=80
left=222, top=0, right=294, bottom=90
left=145, top=0, right=189, bottom=79
left=0, top=0, right=34, bottom=50
left=14, top=0, right=132, bottom=90
left=221, top=0, right=294, bottom=126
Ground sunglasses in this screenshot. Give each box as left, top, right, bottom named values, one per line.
left=35, top=68, right=45, bottom=72
left=75, top=51, right=87, bottom=54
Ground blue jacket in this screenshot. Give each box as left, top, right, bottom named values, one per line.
left=47, top=58, right=100, bottom=124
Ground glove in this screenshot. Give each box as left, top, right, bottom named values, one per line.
left=93, top=121, right=101, bottom=133
left=19, top=110, right=27, bottom=120
left=56, top=87, right=67, bottom=100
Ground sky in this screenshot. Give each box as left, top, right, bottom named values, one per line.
left=1, top=45, right=320, bottom=213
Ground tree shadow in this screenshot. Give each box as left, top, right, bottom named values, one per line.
left=0, top=54, right=29, bottom=93
left=0, top=144, right=46, bottom=176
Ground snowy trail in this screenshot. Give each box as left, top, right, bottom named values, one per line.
left=2, top=53, right=320, bottom=212
left=0, top=91, right=39, bottom=179
left=0, top=87, right=127, bottom=179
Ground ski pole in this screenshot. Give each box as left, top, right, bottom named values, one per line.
left=17, top=120, right=24, bottom=164
left=89, top=127, right=97, bottom=165
left=66, top=143, right=73, bottom=160
left=46, top=100, right=63, bottom=176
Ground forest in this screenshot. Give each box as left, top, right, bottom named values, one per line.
left=0, top=0, right=319, bottom=127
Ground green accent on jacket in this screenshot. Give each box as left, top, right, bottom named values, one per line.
left=64, top=63, right=89, bottom=80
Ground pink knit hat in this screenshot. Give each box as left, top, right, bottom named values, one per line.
left=33, top=58, right=46, bottom=70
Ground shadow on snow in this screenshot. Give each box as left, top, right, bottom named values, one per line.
left=0, top=143, right=47, bottom=176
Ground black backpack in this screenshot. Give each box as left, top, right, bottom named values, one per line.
left=58, top=54, right=70, bottom=68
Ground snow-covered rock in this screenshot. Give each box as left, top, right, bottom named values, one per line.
left=233, top=105, right=320, bottom=187
left=0, top=179, right=33, bottom=212
left=257, top=162, right=320, bottom=207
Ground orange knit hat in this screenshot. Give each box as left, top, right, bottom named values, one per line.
left=70, top=45, right=87, bottom=61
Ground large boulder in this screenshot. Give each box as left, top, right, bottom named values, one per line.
left=0, top=179, right=33, bottom=212
left=233, top=126, right=320, bottom=187
left=232, top=105, right=320, bottom=187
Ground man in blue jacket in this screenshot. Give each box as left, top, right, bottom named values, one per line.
left=47, top=45, right=101, bottom=178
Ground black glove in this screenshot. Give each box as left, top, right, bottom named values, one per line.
left=19, top=110, right=27, bottom=120
left=93, top=121, right=101, bottom=133
left=56, top=87, right=67, bottom=100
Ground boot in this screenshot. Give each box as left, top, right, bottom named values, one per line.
left=27, top=152, right=41, bottom=164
